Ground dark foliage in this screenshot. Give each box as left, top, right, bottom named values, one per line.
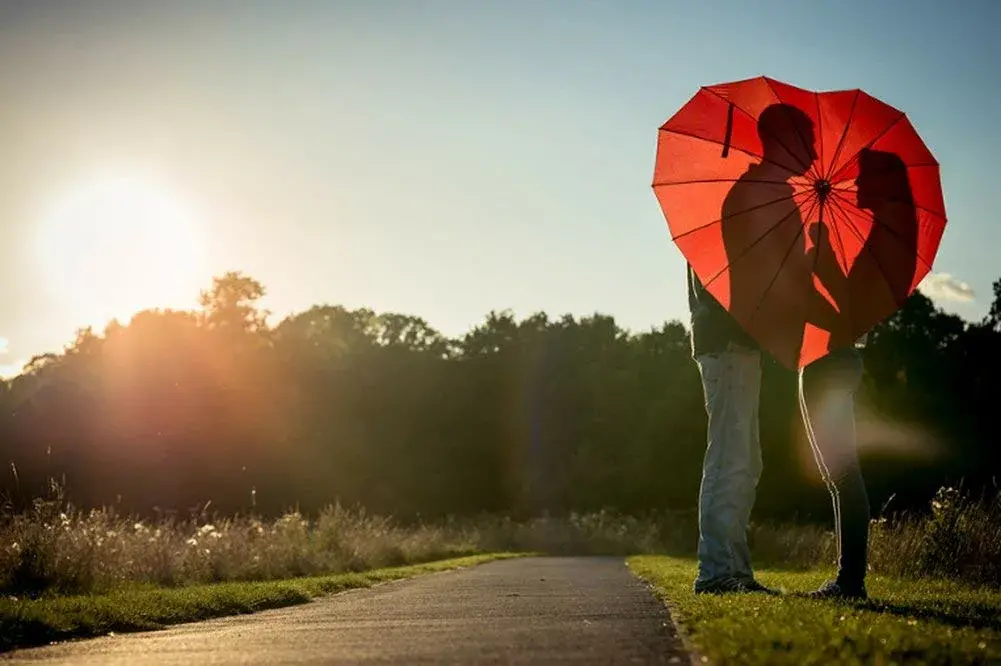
left=2, top=271, right=999, bottom=524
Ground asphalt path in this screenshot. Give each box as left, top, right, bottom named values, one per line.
left=2, top=557, right=690, bottom=665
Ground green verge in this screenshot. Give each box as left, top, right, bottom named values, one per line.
left=0, top=553, right=526, bottom=654
left=628, top=555, right=1001, bottom=666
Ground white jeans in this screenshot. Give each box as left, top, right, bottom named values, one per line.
left=693, top=346, right=762, bottom=587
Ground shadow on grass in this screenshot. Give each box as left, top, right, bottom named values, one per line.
left=789, top=592, right=1001, bottom=633
left=861, top=598, right=1001, bottom=633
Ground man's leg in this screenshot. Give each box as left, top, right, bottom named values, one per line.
left=799, top=350, right=870, bottom=597
left=732, top=362, right=762, bottom=582
left=693, top=347, right=762, bottom=591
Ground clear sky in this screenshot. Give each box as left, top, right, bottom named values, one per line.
left=1, top=0, right=998, bottom=376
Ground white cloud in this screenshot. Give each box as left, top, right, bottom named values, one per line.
left=918, top=273, right=975, bottom=303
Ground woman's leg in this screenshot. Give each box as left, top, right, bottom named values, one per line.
left=798, top=349, right=870, bottom=595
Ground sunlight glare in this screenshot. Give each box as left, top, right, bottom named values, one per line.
left=34, top=174, right=209, bottom=328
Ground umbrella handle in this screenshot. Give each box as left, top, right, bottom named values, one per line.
left=721, top=102, right=734, bottom=158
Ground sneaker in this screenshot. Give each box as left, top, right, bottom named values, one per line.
left=694, top=576, right=745, bottom=594
left=695, top=576, right=777, bottom=595
left=806, top=579, right=868, bottom=601
left=738, top=577, right=781, bottom=595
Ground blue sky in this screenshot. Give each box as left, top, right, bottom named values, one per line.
left=1, top=1, right=998, bottom=373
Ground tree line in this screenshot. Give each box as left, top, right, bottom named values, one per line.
left=2, top=271, right=999, bottom=523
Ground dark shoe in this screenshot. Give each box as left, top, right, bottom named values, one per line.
left=738, top=577, right=781, bottom=595
left=695, top=576, right=776, bottom=595
left=694, top=576, right=746, bottom=594
left=807, top=579, right=867, bottom=601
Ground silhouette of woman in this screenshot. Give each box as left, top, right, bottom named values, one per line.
left=810, top=148, right=920, bottom=349
left=799, top=148, right=919, bottom=599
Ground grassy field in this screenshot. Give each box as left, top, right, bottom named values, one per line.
left=628, top=555, right=1001, bottom=666
left=0, top=553, right=523, bottom=653
left=2, top=485, right=999, bottom=661
left=4, top=485, right=999, bottom=594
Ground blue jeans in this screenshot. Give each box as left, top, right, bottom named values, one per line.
left=799, top=348, right=869, bottom=586
left=693, top=346, right=762, bottom=588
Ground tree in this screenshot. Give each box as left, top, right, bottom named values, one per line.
left=987, top=278, right=1001, bottom=331
left=198, top=271, right=269, bottom=335
left=1, top=269, right=1000, bottom=522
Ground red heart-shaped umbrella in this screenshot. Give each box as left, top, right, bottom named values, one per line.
left=653, top=76, right=947, bottom=369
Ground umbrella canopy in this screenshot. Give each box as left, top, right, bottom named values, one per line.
left=653, top=76, right=946, bottom=369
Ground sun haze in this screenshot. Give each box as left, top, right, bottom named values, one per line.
left=0, top=2, right=998, bottom=367
left=33, top=173, right=208, bottom=329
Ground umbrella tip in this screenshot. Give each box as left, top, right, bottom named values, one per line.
left=814, top=179, right=832, bottom=200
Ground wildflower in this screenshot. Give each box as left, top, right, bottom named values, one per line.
left=186, top=537, right=198, bottom=547
left=199, top=524, right=216, bottom=536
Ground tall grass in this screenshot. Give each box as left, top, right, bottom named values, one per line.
left=3, top=485, right=999, bottom=597
left=0, top=492, right=477, bottom=596
left=732, top=486, right=1001, bottom=588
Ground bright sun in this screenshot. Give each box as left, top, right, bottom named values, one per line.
left=35, top=174, right=208, bottom=328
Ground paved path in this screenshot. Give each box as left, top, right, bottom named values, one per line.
left=1, top=557, right=689, bottom=665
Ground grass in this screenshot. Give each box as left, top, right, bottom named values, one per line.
left=746, top=486, right=1001, bottom=589
left=628, top=555, right=1001, bottom=666
left=4, top=485, right=999, bottom=595
left=1, top=499, right=487, bottom=595
left=2, top=484, right=1000, bottom=661
left=0, top=553, right=523, bottom=653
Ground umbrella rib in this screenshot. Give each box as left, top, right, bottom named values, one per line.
left=829, top=163, right=941, bottom=190
left=828, top=113, right=908, bottom=183
left=700, top=192, right=817, bottom=290
left=829, top=197, right=933, bottom=304
left=815, top=91, right=824, bottom=182
left=830, top=162, right=939, bottom=181
left=762, top=78, right=822, bottom=181
left=657, top=127, right=806, bottom=181
left=824, top=203, right=869, bottom=249
left=822, top=198, right=858, bottom=337
left=828, top=189, right=936, bottom=273
left=828, top=186, right=947, bottom=222
left=823, top=90, right=861, bottom=181
left=653, top=177, right=799, bottom=187
left=671, top=190, right=816, bottom=243
left=700, top=88, right=816, bottom=179
left=742, top=194, right=823, bottom=333
left=824, top=200, right=911, bottom=313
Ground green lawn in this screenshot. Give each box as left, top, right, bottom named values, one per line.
left=628, top=555, right=1001, bottom=666
left=0, top=553, right=524, bottom=654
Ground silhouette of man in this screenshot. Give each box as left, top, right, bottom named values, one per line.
left=688, top=103, right=818, bottom=594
